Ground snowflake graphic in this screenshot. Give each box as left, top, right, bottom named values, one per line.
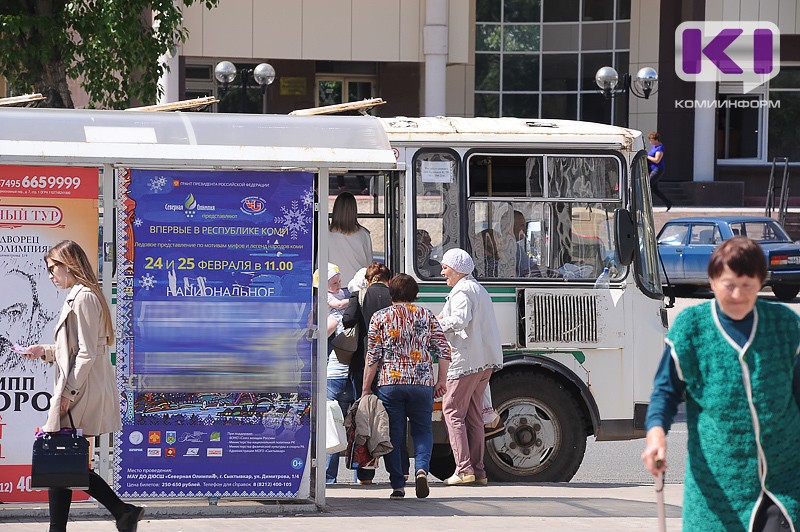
left=148, top=176, right=167, bottom=193
left=133, top=217, right=143, bottom=227
left=301, top=188, right=314, bottom=211
left=139, top=273, right=156, bottom=290
left=275, top=200, right=312, bottom=240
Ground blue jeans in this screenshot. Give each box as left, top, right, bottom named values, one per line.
left=377, top=384, right=434, bottom=490
left=326, top=377, right=354, bottom=484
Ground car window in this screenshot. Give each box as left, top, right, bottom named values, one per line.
left=689, top=224, right=717, bottom=245
left=658, top=224, right=688, bottom=246
left=730, top=220, right=791, bottom=242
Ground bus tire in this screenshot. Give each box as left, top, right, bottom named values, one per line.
left=428, top=444, right=456, bottom=481
left=483, top=371, right=587, bottom=482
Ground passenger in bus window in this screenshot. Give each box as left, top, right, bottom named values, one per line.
left=513, top=210, right=538, bottom=277
left=415, top=229, right=442, bottom=279
left=478, top=229, right=501, bottom=278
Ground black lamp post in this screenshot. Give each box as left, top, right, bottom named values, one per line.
left=595, top=66, right=659, bottom=128
left=214, top=61, right=276, bottom=113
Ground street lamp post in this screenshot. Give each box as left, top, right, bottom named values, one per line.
left=214, top=60, right=276, bottom=113
left=595, top=66, right=659, bottom=128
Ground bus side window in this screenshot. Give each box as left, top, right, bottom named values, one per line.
left=413, top=151, right=460, bottom=279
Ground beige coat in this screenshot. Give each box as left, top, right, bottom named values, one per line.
left=41, top=284, right=121, bottom=436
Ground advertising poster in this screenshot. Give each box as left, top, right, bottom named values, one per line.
left=116, top=169, right=314, bottom=499
left=0, top=165, right=98, bottom=502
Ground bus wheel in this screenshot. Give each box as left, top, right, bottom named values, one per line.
left=484, top=371, right=587, bottom=482
left=428, top=444, right=456, bottom=481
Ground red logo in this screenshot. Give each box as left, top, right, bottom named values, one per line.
left=148, top=431, right=161, bottom=444
left=165, top=447, right=176, bottom=458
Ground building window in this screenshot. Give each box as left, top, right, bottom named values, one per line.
left=768, top=66, right=800, bottom=161
left=716, top=65, right=800, bottom=163
left=316, top=77, right=375, bottom=107
left=474, top=0, right=631, bottom=120
left=183, top=60, right=269, bottom=114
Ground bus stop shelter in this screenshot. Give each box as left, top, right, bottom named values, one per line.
left=0, top=107, right=396, bottom=514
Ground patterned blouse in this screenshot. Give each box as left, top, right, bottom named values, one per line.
left=366, top=303, right=451, bottom=387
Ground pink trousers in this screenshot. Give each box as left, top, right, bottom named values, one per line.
left=442, top=368, right=492, bottom=478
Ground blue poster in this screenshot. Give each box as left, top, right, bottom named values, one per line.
left=115, top=169, right=314, bottom=498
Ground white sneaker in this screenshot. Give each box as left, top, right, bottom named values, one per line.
left=443, top=473, right=476, bottom=485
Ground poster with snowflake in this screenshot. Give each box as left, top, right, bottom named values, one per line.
left=115, top=168, right=314, bottom=499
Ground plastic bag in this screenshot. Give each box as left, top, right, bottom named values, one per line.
left=325, top=400, right=347, bottom=454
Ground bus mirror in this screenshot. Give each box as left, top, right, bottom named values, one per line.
left=614, top=208, right=635, bottom=266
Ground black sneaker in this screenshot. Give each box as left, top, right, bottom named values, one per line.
left=389, top=488, right=405, bottom=499
left=415, top=469, right=429, bottom=498
left=116, top=504, right=145, bottom=532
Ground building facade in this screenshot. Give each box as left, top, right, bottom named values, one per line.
left=166, top=0, right=799, bottom=206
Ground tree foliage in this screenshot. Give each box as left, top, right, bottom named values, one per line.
left=0, top=0, right=218, bottom=109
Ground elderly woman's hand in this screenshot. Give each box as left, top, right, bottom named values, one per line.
left=641, top=426, right=668, bottom=476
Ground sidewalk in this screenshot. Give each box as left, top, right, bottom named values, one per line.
left=0, top=482, right=683, bottom=531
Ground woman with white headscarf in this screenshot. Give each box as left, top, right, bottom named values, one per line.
left=438, top=248, right=503, bottom=486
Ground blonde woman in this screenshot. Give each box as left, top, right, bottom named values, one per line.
left=21, top=240, right=143, bottom=532
left=329, top=191, right=373, bottom=286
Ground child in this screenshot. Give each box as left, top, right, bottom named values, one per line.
left=312, top=263, right=349, bottom=335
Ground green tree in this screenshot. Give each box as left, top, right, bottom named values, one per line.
left=0, top=0, right=218, bottom=109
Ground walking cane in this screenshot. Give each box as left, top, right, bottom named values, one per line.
left=655, top=459, right=666, bottom=532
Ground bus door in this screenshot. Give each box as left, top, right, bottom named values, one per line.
left=330, top=170, right=401, bottom=276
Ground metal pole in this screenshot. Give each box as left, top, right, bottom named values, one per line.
left=623, top=73, right=631, bottom=129
left=315, top=168, right=329, bottom=508
left=240, top=72, right=248, bottom=113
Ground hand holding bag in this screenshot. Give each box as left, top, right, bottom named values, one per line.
left=31, top=410, right=90, bottom=490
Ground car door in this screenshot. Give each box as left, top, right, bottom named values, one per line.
left=657, top=223, right=689, bottom=281
left=683, top=223, right=720, bottom=282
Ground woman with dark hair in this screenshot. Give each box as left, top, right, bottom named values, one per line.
left=21, top=240, right=143, bottom=532
left=342, top=261, right=393, bottom=484
left=362, top=274, right=451, bottom=499
left=329, top=191, right=373, bottom=286
left=643, top=237, right=800, bottom=531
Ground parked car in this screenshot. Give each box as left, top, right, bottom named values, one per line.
left=657, top=216, right=800, bottom=301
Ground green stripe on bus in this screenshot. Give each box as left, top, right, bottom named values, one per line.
left=418, top=286, right=515, bottom=294
left=418, top=296, right=516, bottom=303
left=503, top=349, right=586, bottom=364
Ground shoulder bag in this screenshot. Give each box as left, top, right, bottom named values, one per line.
left=331, top=288, right=367, bottom=365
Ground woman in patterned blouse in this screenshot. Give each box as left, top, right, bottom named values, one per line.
left=362, top=273, right=451, bottom=499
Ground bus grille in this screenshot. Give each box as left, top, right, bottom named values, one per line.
left=525, top=292, right=598, bottom=344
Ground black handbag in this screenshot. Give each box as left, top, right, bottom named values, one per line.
left=31, top=410, right=90, bottom=490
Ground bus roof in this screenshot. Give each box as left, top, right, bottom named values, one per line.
left=378, top=116, right=641, bottom=150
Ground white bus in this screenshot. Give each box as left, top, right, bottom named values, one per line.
left=334, top=116, right=667, bottom=482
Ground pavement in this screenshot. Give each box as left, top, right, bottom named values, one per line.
left=0, top=481, right=684, bottom=531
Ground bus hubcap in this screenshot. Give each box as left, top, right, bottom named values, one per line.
left=491, top=401, right=558, bottom=470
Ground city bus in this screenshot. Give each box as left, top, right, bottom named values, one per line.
left=332, top=116, right=667, bottom=482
